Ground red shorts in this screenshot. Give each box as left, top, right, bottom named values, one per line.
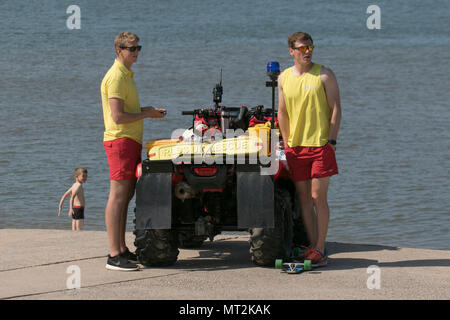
left=103, top=137, right=142, bottom=180
left=285, top=143, right=338, bottom=181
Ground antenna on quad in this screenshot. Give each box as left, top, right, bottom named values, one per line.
left=213, top=68, right=223, bottom=109
left=266, top=62, right=280, bottom=129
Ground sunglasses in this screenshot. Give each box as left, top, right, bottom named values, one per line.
left=120, top=45, right=142, bottom=52
left=292, top=45, right=314, bottom=53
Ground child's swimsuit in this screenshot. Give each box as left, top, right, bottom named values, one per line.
left=72, top=206, right=85, bottom=220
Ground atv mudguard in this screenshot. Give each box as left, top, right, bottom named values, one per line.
left=135, top=160, right=275, bottom=230
left=135, top=161, right=172, bottom=229
left=236, top=165, right=274, bottom=228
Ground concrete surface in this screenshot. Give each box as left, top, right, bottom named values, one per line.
left=0, top=229, right=449, bottom=300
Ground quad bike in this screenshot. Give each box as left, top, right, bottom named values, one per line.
left=133, top=63, right=308, bottom=267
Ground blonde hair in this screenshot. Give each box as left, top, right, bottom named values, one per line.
left=288, top=32, right=313, bottom=48
left=114, top=32, right=140, bottom=49
left=74, top=168, right=87, bottom=177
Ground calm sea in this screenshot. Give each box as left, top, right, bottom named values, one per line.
left=0, top=0, right=449, bottom=250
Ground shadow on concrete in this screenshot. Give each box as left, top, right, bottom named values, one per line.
left=326, top=241, right=399, bottom=255
left=168, top=240, right=255, bottom=271
left=142, top=238, right=449, bottom=273
left=304, top=242, right=450, bottom=271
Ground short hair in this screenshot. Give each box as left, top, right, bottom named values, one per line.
left=74, top=168, right=87, bottom=177
left=288, top=32, right=313, bottom=48
left=114, top=32, right=140, bottom=49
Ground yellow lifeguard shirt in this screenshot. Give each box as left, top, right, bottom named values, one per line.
left=101, top=59, right=143, bottom=144
left=281, top=64, right=331, bottom=147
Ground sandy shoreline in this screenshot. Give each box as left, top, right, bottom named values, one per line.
left=0, top=229, right=449, bottom=300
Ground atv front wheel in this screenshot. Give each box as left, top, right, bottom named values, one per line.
left=134, top=229, right=179, bottom=267
left=249, top=188, right=293, bottom=266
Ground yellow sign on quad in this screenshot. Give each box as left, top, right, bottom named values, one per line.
left=145, top=124, right=271, bottom=161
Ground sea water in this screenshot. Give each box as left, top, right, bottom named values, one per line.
left=0, top=0, right=449, bottom=250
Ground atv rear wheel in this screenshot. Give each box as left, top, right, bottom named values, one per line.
left=249, top=188, right=293, bottom=266
left=134, top=229, right=179, bottom=267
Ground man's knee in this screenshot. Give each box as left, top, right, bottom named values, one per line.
left=311, top=191, right=328, bottom=207
left=109, top=186, right=131, bottom=206
left=299, top=195, right=314, bottom=210
left=109, top=188, right=128, bottom=202
left=127, top=187, right=136, bottom=202
left=311, top=177, right=330, bottom=206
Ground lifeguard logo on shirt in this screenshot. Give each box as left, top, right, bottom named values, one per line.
left=304, top=85, right=316, bottom=90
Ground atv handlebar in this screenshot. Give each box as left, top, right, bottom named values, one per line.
left=181, top=106, right=276, bottom=119
left=181, top=108, right=218, bottom=118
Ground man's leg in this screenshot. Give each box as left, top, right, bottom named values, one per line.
left=294, top=179, right=317, bottom=247
left=119, top=178, right=137, bottom=253
left=105, top=179, right=135, bottom=257
left=311, top=176, right=330, bottom=253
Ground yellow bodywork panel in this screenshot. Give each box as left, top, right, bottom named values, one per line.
left=145, top=127, right=271, bottom=161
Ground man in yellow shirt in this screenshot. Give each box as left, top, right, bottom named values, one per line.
left=101, top=32, right=166, bottom=271
left=278, top=32, right=342, bottom=267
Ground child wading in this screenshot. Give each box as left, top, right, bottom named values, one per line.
left=58, top=168, right=88, bottom=230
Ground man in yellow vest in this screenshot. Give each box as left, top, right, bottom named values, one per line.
left=278, top=32, right=342, bottom=267
left=101, top=32, right=166, bottom=271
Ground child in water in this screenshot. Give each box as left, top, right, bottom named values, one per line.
left=58, top=168, right=88, bottom=230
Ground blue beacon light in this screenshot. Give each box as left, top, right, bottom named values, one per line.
left=267, top=61, right=280, bottom=74
left=267, top=61, right=280, bottom=81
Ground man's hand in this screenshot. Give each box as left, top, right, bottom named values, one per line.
left=68, top=209, right=73, bottom=218
left=141, top=106, right=167, bottom=118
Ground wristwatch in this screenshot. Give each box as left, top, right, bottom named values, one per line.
left=328, top=139, right=337, bottom=145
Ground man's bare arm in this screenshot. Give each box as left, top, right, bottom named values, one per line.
left=109, top=99, right=165, bottom=125
left=321, top=67, right=342, bottom=148
left=277, top=72, right=290, bottom=146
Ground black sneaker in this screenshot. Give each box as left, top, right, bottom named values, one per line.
left=121, top=247, right=139, bottom=264
left=105, top=253, right=139, bottom=271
